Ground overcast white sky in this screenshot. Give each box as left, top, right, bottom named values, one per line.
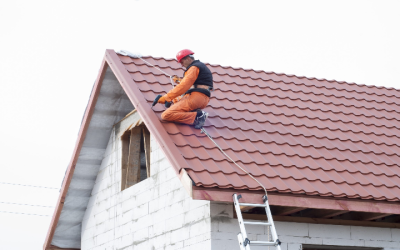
left=0, top=0, right=399, bottom=249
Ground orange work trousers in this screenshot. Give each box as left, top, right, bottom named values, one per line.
left=161, top=92, right=210, bottom=125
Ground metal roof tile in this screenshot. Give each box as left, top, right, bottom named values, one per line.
left=116, top=54, right=400, bottom=202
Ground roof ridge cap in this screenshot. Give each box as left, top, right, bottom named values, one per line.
left=202, top=61, right=400, bottom=93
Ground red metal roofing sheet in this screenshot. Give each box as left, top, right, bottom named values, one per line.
left=117, top=54, right=400, bottom=202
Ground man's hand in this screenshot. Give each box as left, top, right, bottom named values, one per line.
left=172, top=75, right=181, bottom=84
left=152, top=94, right=173, bottom=109
left=152, top=94, right=174, bottom=109
left=158, top=96, right=166, bottom=104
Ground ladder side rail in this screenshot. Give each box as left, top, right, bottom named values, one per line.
left=233, top=194, right=251, bottom=250
left=264, top=198, right=282, bottom=250
left=237, top=233, right=246, bottom=250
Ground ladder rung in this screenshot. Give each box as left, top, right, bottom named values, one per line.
left=243, top=221, right=271, bottom=226
left=238, top=202, right=267, bottom=207
left=250, top=241, right=276, bottom=246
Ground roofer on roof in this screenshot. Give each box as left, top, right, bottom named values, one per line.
left=153, top=49, right=213, bottom=129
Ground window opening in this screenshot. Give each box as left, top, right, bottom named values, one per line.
left=121, top=125, right=151, bottom=191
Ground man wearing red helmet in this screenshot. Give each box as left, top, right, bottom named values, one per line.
left=154, top=49, right=213, bottom=129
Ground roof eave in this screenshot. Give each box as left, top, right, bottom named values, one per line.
left=192, top=186, right=400, bottom=214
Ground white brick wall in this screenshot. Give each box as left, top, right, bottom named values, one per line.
left=80, top=122, right=400, bottom=250
left=210, top=203, right=400, bottom=250
left=81, top=128, right=211, bottom=250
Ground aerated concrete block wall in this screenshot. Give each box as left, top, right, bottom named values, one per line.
left=210, top=202, right=400, bottom=250
left=80, top=128, right=211, bottom=250
left=79, top=123, right=400, bottom=250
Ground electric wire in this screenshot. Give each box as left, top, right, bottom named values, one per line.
left=0, top=182, right=59, bottom=190
left=0, top=211, right=50, bottom=217
left=0, top=201, right=54, bottom=208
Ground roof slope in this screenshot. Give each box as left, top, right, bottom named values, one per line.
left=118, top=53, right=400, bottom=202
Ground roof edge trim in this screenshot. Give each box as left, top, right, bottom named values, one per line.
left=179, top=168, right=193, bottom=197
left=105, top=50, right=189, bottom=175
left=43, top=57, right=109, bottom=250
left=192, top=187, right=400, bottom=214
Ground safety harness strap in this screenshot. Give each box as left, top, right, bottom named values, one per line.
left=185, top=88, right=211, bottom=97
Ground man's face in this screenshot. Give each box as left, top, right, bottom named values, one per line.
left=180, top=57, right=192, bottom=68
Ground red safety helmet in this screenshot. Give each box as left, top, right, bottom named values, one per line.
left=176, top=49, right=194, bottom=63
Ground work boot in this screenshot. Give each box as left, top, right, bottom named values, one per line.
left=194, top=111, right=208, bottom=129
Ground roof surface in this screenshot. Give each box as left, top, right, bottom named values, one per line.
left=118, top=54, right=400, bottom=202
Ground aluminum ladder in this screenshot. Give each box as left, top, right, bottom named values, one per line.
left=233, top=194, right=282, bottom=250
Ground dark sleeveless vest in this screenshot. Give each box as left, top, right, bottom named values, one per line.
left=184, top=60, right=213, bottom=97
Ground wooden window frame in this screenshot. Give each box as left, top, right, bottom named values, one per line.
left=121, top=125, right=151, bottom=191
